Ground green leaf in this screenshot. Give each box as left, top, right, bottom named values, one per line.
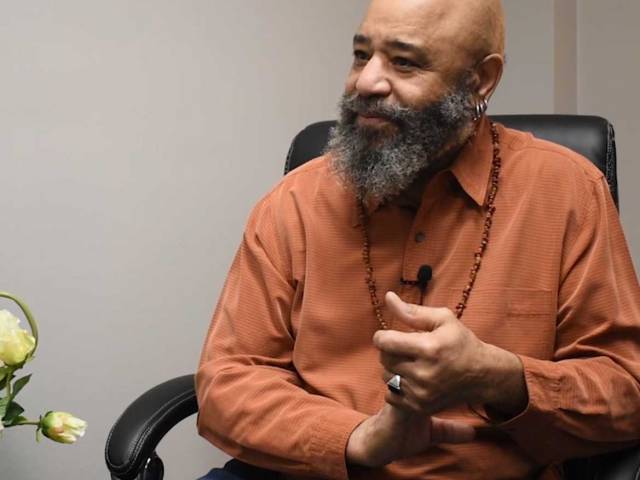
left=0, top=396, right=9, bottom=420
left=2, top=401, right=24, bottom=425
left=7, top=414, right=28, bottom=426
left=11, top=374, right=31, bottom=398
left=0, top=367, right=13, bottom=390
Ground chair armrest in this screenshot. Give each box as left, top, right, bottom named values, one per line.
left=105, top=374, right=198, bottom=480
left=564, top=445, right=640, bottom=480
left=595, top=445, right=640, bottom=480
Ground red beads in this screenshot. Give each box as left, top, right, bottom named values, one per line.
left=360, top=122, right=502, bottom=328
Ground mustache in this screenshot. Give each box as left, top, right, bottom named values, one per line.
left=340, top=94, right=413, bottom=125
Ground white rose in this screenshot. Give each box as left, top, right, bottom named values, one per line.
left=0, top=310, right=36, bottom=366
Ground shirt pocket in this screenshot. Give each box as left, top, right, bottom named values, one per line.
left=450, top=287, right=557, bottom=359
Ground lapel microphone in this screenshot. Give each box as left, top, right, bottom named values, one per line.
left=401, top=264, right=433, bottom=305
left=417, top=265, right=433, bottom=292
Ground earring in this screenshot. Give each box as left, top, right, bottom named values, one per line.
left=473, top=98, right=489, bottom=121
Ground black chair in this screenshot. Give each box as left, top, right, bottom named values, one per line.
left=105, top=115, right=640, bottom=480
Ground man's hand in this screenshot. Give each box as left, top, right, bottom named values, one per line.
left=346, top=403, right=475, bottom=468
left=374, top=292, right=528, bottom=419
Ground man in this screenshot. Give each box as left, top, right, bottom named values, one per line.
left=196, top=0, right=640, bottom=479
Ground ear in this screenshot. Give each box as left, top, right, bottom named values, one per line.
left=473, top=53, right=504, bottom=101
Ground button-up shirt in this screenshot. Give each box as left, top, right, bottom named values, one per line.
left=196, top=118, right=640, bottom=479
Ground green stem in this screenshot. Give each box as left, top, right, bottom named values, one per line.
left=0, top=292, right=39, bottom=353
left=5, top=367, right=15, bottom=399
left=7, top=419, right=40, bottom=427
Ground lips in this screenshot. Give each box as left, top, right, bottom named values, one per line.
left=357, top=112, right=395, bottom=127
left=359, top=112, right=389, bottom=120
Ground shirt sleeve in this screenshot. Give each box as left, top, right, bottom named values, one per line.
left=195, top=190, right=367, bottom=480
left=494, top=175, right=640, bottom=463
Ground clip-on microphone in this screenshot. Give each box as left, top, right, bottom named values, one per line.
left=401, top=264, right=433, bottom=305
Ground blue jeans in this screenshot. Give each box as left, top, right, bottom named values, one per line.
left=197, top=459, right=282, bottom=480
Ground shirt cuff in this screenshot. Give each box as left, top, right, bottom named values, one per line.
left=307, top=408, right=369, bottom=480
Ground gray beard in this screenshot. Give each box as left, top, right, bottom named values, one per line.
left=327, top=85, right=476, bottom=204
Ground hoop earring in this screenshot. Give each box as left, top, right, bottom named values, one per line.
left=473, top=98, right=489, bottom=121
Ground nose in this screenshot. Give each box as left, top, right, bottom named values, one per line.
left=354, top=56, right=391, bottom=98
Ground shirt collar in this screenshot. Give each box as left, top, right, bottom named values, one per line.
left=449, top=115, right=494, bottom=207
left=350, top=116, right=495, bottom=227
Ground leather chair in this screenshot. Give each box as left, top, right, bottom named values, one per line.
left=105, top=115, right=640, bottom=480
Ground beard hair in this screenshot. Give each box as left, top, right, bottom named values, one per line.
left=327, top=79, right=477, bottom=204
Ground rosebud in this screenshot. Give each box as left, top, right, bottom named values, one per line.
left=0, top=310, right=36, bottom=366
left=41, top=412, right=87, bottom=444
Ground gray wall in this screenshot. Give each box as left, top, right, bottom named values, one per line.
left=491, top=0, right=556, bottom=113
left=0, top=2, right=637, bottom=479
left=577, top=0, right=640, bottom=271
left=0, top=2, right=369, bottom=478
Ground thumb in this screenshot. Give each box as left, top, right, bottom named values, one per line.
left=385, top=291, right=446, bottom=332
left=430, top=417, right=476, bottom=444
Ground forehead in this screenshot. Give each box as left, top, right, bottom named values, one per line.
left=357, top=0, right=471, bottom=62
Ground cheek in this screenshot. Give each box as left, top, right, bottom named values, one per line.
left=394, top=76, right=450, bottom=108
left=396, top=87, right=440, bottom=109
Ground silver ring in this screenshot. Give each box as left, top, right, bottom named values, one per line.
left=387, top=374, right=402, bottom=395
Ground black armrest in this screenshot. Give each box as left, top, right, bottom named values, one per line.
left=597, top=446, right=640, bottom=480
left=564, top=445, right=640, bottom=480
left=104, top=373, right=639, bottom=480
left=105, top=374, right=198, bottom=480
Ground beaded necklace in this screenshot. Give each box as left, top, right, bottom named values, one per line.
left=358, top=122, right=502, bottom=328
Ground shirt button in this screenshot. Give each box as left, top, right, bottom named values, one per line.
left=414, top=231, right=426, bottom=243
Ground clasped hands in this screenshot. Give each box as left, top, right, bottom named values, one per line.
left=346, top=291, right=527, bottom=468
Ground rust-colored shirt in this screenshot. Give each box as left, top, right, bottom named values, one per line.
left=196, top=118, right=640, bottom=479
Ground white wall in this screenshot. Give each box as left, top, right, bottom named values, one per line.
left=0, top=2, right=637, bottom=479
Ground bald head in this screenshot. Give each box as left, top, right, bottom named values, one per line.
left=463, top=0, right=505, bottom=57
left=363, top=0, right=505, bottom=62
left=350, top=0, right=505, bottom=106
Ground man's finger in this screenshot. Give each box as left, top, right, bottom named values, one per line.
left=379, top=352, right=415, bottom=374
left=385, top=291, right=449, bottom=332
left=430, top=417, right=476, bottom=444
left=373, top=330, right=428, bottom=357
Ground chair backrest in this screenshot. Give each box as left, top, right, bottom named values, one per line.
left=284, top=115, right=619, bottom=208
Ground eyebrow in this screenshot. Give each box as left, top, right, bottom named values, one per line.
left=353, top=34, right=431, bottom=65
left=353, top=34, right=372, bottom=46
